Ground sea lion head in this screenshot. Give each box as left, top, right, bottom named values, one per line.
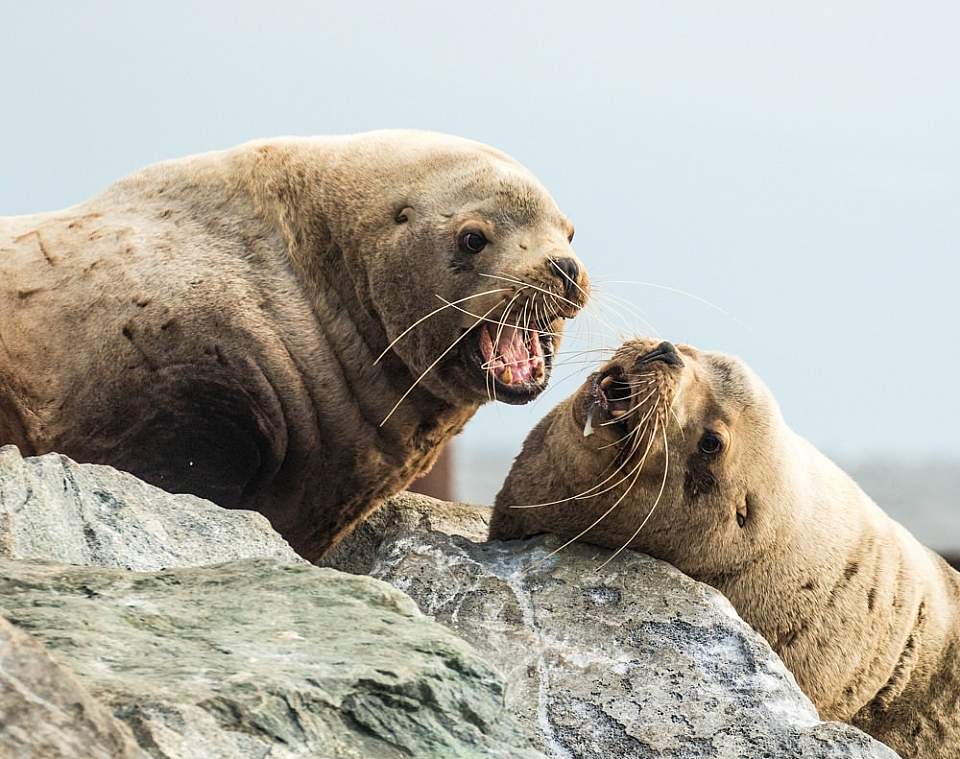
left=317, top=131, right=590, bottom=409
left=492, top=337, right=793, bottom=574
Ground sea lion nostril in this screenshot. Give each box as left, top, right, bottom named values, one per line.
left=638, top=341, right=683, bottom=367
left=550, top=257, right=581, bottom=301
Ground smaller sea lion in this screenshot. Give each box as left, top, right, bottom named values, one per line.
left=491, top=337, right=960, bottom=758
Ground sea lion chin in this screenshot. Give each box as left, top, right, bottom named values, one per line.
left=491, top=337, right=960, bottom=758
left=0, top=129, right=589, bottom=560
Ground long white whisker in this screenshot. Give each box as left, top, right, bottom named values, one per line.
left=597, top=420, right=670, bottom=570
left=596, top=401, right=658, bottom=450
left=527, top=418, right=660, bottom=570
left=478, top=272, right=583, bottom=313
left=491, top=291, right=524, bottom=402
left=374, top=288, right=511, bottom=364
left=596, top=278, right=748, bottom=331
left=510, top=401, right=656, bottom=509
left=569, top=294, right=625, bottom=341
left=379, top=300, right=502, bottom=426
left=589, top=288, right=662, bottom=339
left=436, top=298, right=565, bottom=340
left=599, top=388, right=658, bottom=426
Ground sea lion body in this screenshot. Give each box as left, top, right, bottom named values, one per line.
left=491, top=338, right=959, bottom=757
left=0, top=131, right=587, bottom=559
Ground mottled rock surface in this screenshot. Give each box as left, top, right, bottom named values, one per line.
left=0, top=451, right=901, bottom=758
left=0, top=615, right=148, bottom=759
left=351, top=528, right=900, bottom=759
left=0, top=557, right=543, bottom=759
left=0, top=446, right=300, bottom=570
left=320, top=490, right=491, bottom=574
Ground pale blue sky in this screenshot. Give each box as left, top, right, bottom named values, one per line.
left=2, top=2, right=957, bottom=483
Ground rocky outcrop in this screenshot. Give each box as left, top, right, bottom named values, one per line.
left=0, top=449, right=540, bottom=758
left=318, top=490, right=490, bottom=573
left=0, top=615, right=148, bottom=759
left=0, top=446, right=299, bottom=570
left=0, top=449, right=900, bottom=758
left=0, top=557, right=542, bottom=759
left=330, top=521, right=901, bottom=758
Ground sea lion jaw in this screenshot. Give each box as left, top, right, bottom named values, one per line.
left=461, top=318, right=551, bottom=404
left=447, top=265, right=580, bottom=405
left=444, top=220, right=588, bottom=406
left=576, top=339, right=688, bottom=440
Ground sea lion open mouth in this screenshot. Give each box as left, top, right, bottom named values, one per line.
left=1, top=129, right=589, bottom=564
left=581, top=367, right=653, bottom=438
left=581, top=342, right=685, bottom=438
left=595, top=369, right=635, bottom=419
left=462, top=319, right=554, bottom=404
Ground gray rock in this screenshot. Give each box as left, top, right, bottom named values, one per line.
left=0, top=615, right=148, bottom=759
left=356, top=528, right=899, bottom=758
left=0, top=556, right=543, bottom=759
left=0, top=446, right=300, bottom=569
left=319, top=490, right=491, bottom=574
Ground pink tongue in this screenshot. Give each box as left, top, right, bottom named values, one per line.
left=479, top=325, right=495, bottom=363
left=479, top=324, right=545, bottom=386
left=496, top=327, right=535, bottom=382
left=498, top=328, right=528, bottom=366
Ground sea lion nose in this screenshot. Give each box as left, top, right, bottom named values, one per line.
left=638, top=341, right=684, bottom=368
left=550, top=257, right=581, bottom=301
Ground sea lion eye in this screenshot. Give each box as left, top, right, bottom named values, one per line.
left=459, top=231, right=487, bottom=254
left=699, top=431, right=723, bottom=455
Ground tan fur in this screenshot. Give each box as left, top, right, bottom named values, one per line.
left=0, top=130, right=587, bottom=560
left=491, top=338, right=960, bottom=757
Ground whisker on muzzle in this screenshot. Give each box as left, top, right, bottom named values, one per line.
left=478, top=272, right=583, bottom=314
left=374, top=287, right=512, bottom=364
left=597, top=420, right=670, bottom=571
left=525, top=416, right=661, bottom=571
left=379, top=299, right=504, bottom=426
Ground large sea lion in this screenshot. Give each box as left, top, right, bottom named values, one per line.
left=491, top=337, right=959, bottom=758
left=0, top=130, right=588, bottom=560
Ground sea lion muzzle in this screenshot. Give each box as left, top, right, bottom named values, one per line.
left=636, top=341, right=684, bottom=368
left=548, top=256, right=582, bottom=301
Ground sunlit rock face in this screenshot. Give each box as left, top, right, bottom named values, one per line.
left=331, top=501, right=901, bottom=759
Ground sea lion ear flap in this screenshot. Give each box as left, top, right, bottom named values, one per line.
left=736, top=493, right=752, bottom=528
left=393, top=205, right=415, bottom=224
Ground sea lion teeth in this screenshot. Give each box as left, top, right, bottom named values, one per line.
left=501, top=367, right=513, bottom=384
left=583, top=407, right=595, bottom=437
left=609, top=408, right=627, bottom=418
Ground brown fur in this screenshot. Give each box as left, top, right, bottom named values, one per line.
left=0, top=130, right=587, bottom=560
left=491, top=338, right=960, bottom=757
